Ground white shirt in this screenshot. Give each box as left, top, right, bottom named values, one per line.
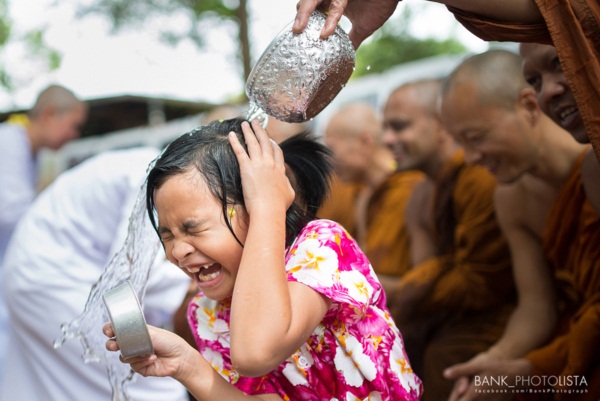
left=0, top=122, right=37, bottom=263
left=0, top=122, right=38, bottom=382
left=1, top=147, right=190, bottom=401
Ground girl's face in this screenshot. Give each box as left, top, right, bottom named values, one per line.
left=154, top=168, right=247, bottom=301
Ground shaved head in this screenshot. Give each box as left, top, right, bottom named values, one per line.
left=442, top=50, right=529, bottom=110
left=29, top=85, right=84, bottom=119
left=327, top=102, right=380, bottom=139
left=323, top=102, right=382, bottom=182
left=389, top=79, right=442, bottom=118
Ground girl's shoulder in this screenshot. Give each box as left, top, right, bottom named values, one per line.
left=300, top=218, right=352, bottom=238
left=290, top=219, right=367, bottom=267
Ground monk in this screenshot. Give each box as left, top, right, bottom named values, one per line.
left=381, top=79, right=515, bottom=401
left=440, top=49, right=600, bottom=400
left=322, top=103, right=424, bottom=291
left=318, top=174, right=361, bottom=236
left=292, top=0, right=600, bottom=162
left=519, top=42, right=600, bottom=215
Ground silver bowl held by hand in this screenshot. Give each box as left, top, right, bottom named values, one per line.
left=102, top=281, right=154, bottom=359
left=246, top=10, right=356, bottom=123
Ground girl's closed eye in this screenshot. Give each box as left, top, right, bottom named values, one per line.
left=158, top=228, right=174, bottom=242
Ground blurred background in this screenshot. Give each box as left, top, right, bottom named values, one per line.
left=0, top=0, right=497, bottom=186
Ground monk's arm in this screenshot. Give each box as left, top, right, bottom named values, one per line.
left=418, top=168, right=513, bottom=312
left=393, top=169, right=512, bottom=319
left=430, top=0, right=542, bottom=23
left=385, top=181, right=437, bottom=320
left=405, top=179, right=437, bottom=267
left=486, top=186, right=558, bottom=358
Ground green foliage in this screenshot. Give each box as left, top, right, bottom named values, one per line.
left=76, top=0, right=238, bottom=45
left=350, top=4, right=468, bottom=79
left=0, top=1, right=61, bottom=92
left=0, top=18, right=11, bottom=47
left=353, top=31, right=467, bottom=79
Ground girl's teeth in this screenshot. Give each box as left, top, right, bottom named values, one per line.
left=198, top=270, right=221, bottom=282
left=187, top=263, right=213, bottom=274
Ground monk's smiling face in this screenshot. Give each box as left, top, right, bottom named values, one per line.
left=520, top=43, right=587, bottom=144
left=441, top=82, right=542, bottom=184
left=382, top=85, right=443, bottom=172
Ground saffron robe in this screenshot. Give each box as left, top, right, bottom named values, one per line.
left=523, top=150, right=600, bottom=400
left=318, top=175, right=361, bottom=237
left=395, top=151, right=515, bottom=401
left=364, top=171, right=424, bottom=277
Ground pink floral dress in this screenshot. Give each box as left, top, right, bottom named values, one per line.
left=188, top=219, right=423, bottom=401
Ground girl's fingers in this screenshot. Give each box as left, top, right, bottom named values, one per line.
left=228, top=131, right=249, bottom=165
left=106, top=338, right=120, bottom=352
left=240, top=121, right=260, bottom=157
left=231, top=120, right=283, bottom=164
left=103, top=322, right=115, bottom=338
left=250, top=119, right=273, bottom=153
left=272, top=138, right=285, bottom=167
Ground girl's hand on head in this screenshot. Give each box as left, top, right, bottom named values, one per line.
left=103, top=322, right=200, bottom=382
left=229, top=120, right=295, bottom=216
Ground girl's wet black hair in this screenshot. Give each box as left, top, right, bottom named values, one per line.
left=146, top=117, right=333, bottom=247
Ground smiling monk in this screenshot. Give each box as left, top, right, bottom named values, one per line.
left=440, top=49, right=600, bottom=401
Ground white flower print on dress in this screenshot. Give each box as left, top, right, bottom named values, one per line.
left=338, top=269, right=374, bottom=306
left=334, top=334, right=377, bottom=387
left=287, top=238, right=338, bottom=288
left=390, top=341, right=420, bottom=393
left=345, top=390, right=383, bottom=401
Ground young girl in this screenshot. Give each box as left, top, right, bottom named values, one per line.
left=104, top=118, right=422, bottom=400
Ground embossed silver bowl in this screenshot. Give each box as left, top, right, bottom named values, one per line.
left=102, top=281, right=154, bottom=359
left=246, top=10, right=355, bottom=123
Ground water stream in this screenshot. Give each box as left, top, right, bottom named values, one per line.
left=246, top=100, right=269, bottom=128
left=54, top=181, right=161, bottom=401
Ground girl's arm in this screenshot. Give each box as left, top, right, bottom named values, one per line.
left=104, top=324, right=284, bottom=401
left=228, top=121, right=332, bottom=377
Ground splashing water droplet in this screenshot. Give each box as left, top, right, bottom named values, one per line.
left=55, top=183, right=161, bottom=401
left=366, top=65, right=371, bottom=71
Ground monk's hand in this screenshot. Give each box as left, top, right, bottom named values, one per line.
left=445, top=353, right=532, bottom=401
left=229, top=120, right=295, bottom=217
left=292, top=0, right=399, bottom=48
left=103, top=323, right=199, bottom=382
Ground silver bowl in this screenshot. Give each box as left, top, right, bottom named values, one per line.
left=246, top=10, right=355, bottom=123
left=102, top=281, right=154, bottom=359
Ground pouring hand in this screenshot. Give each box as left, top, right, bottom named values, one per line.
left=292, top=0, right=400, bottom=48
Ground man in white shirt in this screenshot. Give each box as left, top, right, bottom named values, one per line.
left=1, top=147, right=191, bottom=401
left=0, top=84, right=87, bottom=383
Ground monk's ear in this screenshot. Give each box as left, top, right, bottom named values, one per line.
left=518, top=87, right=542, bottom=126
left=358, top=129, right=375, bottom=148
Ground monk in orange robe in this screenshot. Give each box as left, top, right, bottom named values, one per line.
left=318, top=173, right=361, bottom=237
left=440, top=49, right=599, bottom=400
left=321, top=103, right=424, bottom=290
left=382, top=79, right=516, bottom=401
left=363, top=170, right=424, bottom=278
left=525, top=151, right=600, bottom=398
